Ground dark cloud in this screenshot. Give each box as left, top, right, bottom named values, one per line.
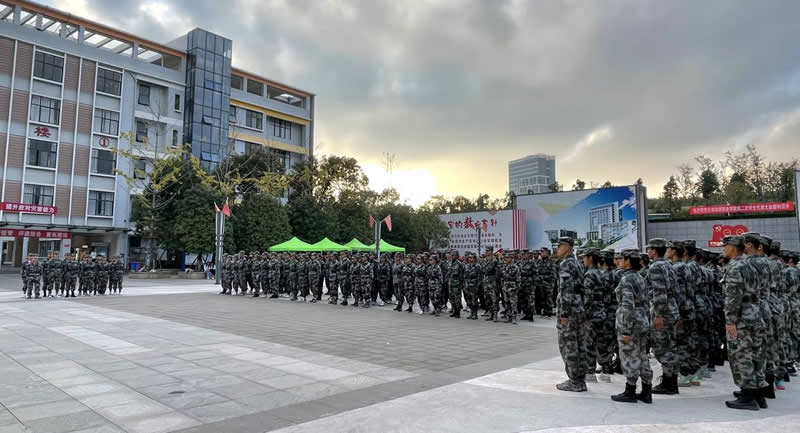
left=51, top=0, right=800, bottom=198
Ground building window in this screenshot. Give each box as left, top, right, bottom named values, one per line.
left=27, top=139, right=57, bottom=168
left=231, top=74, right=243, bottom=90
left=245, top=110, right=262, bottom=130
left=271, top=118, right=291, bottom=139
left=39, top=240, right=60, bottom=257
left=229, top=105, right=237, bottom=123
left=96, top=68, right=122, bottom=96
left=88, top=191, right=114, bottom=216
left=23, top=184, right=54, bottom=206
left=245, top=141, right=261, bottom=155
left=30, top=95, right=61, bottom=125
left=136, top=121, right=147, bottom=143
left=94, top=109, right=119, bottom=135
left=134, top=158, right=147, bottom=179
left=91, top=149, right=116, bottom=175
left=172, top=130, right=179, bottom=147
left=246, top=79, right=264, bottom=96
left=33, top=51, right=64, bottom=83
left=138, top=83, right=150, bottom=105
left=174, top=94, right=181, bottom=112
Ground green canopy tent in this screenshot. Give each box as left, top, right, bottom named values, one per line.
left=268, top=237, right=316, bottom=252
left=368, top=239, right=406, bottom=253
left=344, top=238, right=372, bottom=252
left=310, top=237, right=350, bottom=252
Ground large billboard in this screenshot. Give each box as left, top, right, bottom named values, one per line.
left=796, top=170, right=800, bottom=236
left=439, top=209, right=527, bottom=255
left=515, top=185, right=647, bottom=250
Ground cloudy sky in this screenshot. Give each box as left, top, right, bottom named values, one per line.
left=52, top=0, right=800, bottom=205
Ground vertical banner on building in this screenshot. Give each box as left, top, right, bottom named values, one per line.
left=514, top=185, right=643, bottom=250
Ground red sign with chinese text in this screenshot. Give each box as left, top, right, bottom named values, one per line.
left=690, top=202, right=794, bottom=216
left=34, top=126, right=51, bottom=138
left=0, top=229, right=71, bottom=239
left=0, top=202, right=57, bottom=215
left=708, top=224, right=748, bottom=248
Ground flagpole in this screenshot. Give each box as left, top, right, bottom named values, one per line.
left=215, top=209, right=221, bottom=285
left=376, top=220, right=382, bottom=260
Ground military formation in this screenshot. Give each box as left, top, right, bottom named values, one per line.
left=218, top=247, right=559, bottom=322
left=20, top=252, right=125, bottom=299
left=550, top=234, right=800, bottom=411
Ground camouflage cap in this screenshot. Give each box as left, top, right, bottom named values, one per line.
left=742, top=232, right=761, bottom=245
left=684, top=240, right=696, bottom=248
left=622, top=248, right=641, bottom=259
left=485, top=246, right=494, bottom=251
left=667, top=240, right=684, bottom=249
left=583, top=247, right=601, bottom=256
left=759, top=234, right=772, bottom=247
left=722, top=235, right=744, bottom=247
left=558, top=237, right=575, bottom=247
left=772, top=241, right=782, bottom=251
left=647, top=238, right=667, bottom=249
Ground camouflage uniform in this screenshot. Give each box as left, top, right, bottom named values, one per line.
left=327, top=256, right=339, bottom=303
left=378, top=257, right=392, bottom=303
left=288, top=255, right=298, bottom=298
left=499, top=254, right=521, bottom=324
left=463, top=256, right=482, bottom=319
left=748, top=252, right=775, bottom=390
left=427, top=259, right=444, bottom=315
left=519, top=254, right=537, bottom=318
left=615, top=262, right=653, bottom=388
left=25, top=257, right=43, bottom=299
left=686, top=248, right=710, bottom=380
left=308, top=256, right=322, bottom=301
left=41, top=257, right=50, bottom=296
left=767, top=253, right=788, bottom=381
left=295, top=256, right=309, bottom=300
left=79, top=258, right=96, bottom=296
left=63, top=256, right=79, bottom=297
left=338, top=255, right=352, bottom=304
left=446, top=255, right=465, bottom=317
left=95, top=258, right=109, bottom=295
left=109, top=257, right=124, bottom=294
left=481, top=251, right=500, bottom=320
left=671, top=247, right=697, bottom=379
left=645, top=245, right=681, bottom=384
left=47, top=256, right=62, bottom=297
left=537, top=254, right=557, bottom=316
left=392, top=257, right=405, bottom=310
left=726, top=252, right=765, bottom=390
left=414, top=258, right=428, bottom=312
left=556, top=240, right=587, bottom=390
left=583, top=253, right=608, bottom=376
left=402, top=257, right=415, bottom=311
left=360, top=258, right=374, bottom=307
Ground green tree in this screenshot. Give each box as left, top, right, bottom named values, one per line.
left=696, top=168, right=720, bottom=202
left=174, top=185, right=230, bottom=254
left=287, top=194, right=333, bottom=243
left=572, top=179, right=586, bottom=190
left=232, top=193, right=292, bottom=251
left=548, top=182, right=563, bottom=192
left=329, top=190, right=372, bottom=244
left=411, top=209, right=449, bottom=252
left=601, top=181, right=613, bottom=188
left=661, top=176, right=681, bottom=215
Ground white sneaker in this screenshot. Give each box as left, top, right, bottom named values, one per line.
left=377, top=300, right=385, bottom=306
left=585, top=374, right=598, bottom=383
left=599, top=373, right=612, bottom=383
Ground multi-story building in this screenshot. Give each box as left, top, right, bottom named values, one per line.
left=508, top=154, right=555, bottom=196
left=587, top=202, right=619, bottom=241
left=0, top=0, right=314, bottom=268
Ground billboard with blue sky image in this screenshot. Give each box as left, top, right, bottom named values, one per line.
left=515, top=186, right=645, bottom=251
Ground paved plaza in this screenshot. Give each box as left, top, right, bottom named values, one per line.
left=0, top=277, right=798, bottom=433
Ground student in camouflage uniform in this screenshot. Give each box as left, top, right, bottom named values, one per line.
left=519, top=250, right=537, bottom=321
left=464, top=253, right=482, bottom=320
left=611, top=249, right=653, bottom=404
left=402, top=255, right=416, bottom=313
left=744, top=233, right=777, bottom=399
left=41, top=253, right=51, bottom=297
left=783, top=251, right=800, bottom=376
left=481, top=247, right=500, bottom=322
left=723, top=235, right=766, bottom=410
left=427, top=255, right=444, bottom=316
left=360, top=254, right=374, bottom=308
left=446, top=251, right=465, bottom=318
left=348, top=254, right=361, bottom=307
left=414, top=255, right=429, bottom=313
left=24, top=254, right=42, bottom=299
left=555, top=237, right=588, bottom=392
left=600, top=251, right=619, bottom=374
left=47, top=252, right=63, bottom=297
left=63, top=254, right=79, bottom=298
left=392, top=254, right=405, bottom=311
left=378, top=254, right=392, bottom=305
left=537, top=248, right=557, bottom=317
left=219, top=255, right=230, bottom=294
left=79, top=255, right=95, bottom=296
left=287, top=253, right=298, bottom=300
left=646, top=238, right=681, bottom=395
left=338, top=252, right=352, bottom=305
left=766, top=241, right=789, bottom=390
left=685, top=240, right=709, bottom=385
left=295, top=254, right=309, bottom=301
left=327, top=254, right=339, bottom=304
left=95, top=256, right=110, bottom=295
left=308, top=253, right=322, bottom=302
left=582, top=248, right=607, bottom=383
left=668, top=241, right=696, bottom=387
left=109, top=256, right=125, bottom=294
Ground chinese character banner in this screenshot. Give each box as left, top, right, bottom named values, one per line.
left=438, top=209, right=526, bottom=255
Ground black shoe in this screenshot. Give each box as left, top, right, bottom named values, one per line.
left=485, top=312, right=495, bottom=321
left=429, top=309, right=437, bottom=315
left=341, top=301, right=348, bottom=306
left=521, top=314, right=533, bottom=321
left=637, top=383, right=652, bottom=404
left=453, top=310, right=461, bottom=319
left=434, top=309, right=440, bottom=317
left=512, top=314, right=518, bottom=324
left=353, top=302, right=359, bottom=307
left=394, top=305, right=403, bottom=311
left=406, top=306, right=413, bottom=313
left=765, top=374, right=776, bottom=399
left=652, top=375, right=679, bottom=395
left=755, top=388, right=768, bottom=409
left=784, top=372, right=791, bottom=383
left=270, top=294, right=279, bottom=298
left=611, top=383, right=638, bottom=403
left=290, top=296, right=298, bottom=301
left=252, top=293, right=260, bottom=298
left=309, top=299, right=316, bottom=303
left=726, top=389, right=759, bottom=411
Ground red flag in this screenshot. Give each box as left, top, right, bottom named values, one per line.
left=222, top=199, right=231, bottom=217
left=214, top=202, right=221, bottom=213
left=369, top=215, right=375, bottom=228
left=482, top=221, right=488, bottom=232
left=383, top=215, right=392, bottom=232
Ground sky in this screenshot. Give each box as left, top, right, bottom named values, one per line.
left=50, top=0, right=800, bottom=206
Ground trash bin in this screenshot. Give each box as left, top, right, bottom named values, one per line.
left=130, top=262, right=140, bottom=272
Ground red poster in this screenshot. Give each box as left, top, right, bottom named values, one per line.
left=0, top=202, right=57, bottom=215
left=690, top=202, right=794, bottom=216
left=0, top=229, right=71, bottom=239
left=708, top=224, right=748, bottom=247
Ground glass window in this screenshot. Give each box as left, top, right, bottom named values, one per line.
left=138, top=83, right=150, bottom=105
left=271, top=118, right=291, bottom=139
left=91, top=149, right=116, bottom=175
left=245, top=141, right=261, bottom=155
left=33, top=51, right=64, bottom=83
left=134, top=158, right=147, bottom=179
left=27, top=139, right=57, bottom=168
left=96, top=68, right=122, bottom=95
left=94, top=109, right=119, bottom=135
left=174, top=94, right=181, bottom=112
left=246, top=79, right=264, bottom=96
left=229, top=105, right=237, bottom=123
left=245, top=110, right=262, bottom=130
left=172, top=129, right=178, bottom=147
left=30, top=95, right=61, bottom=125
left=88, top=191, right=114, bottom=216
left=136, top=120, right=147, bottom=143
left=23, top=184, right=54, bottom=206
left=231, top=74, right=243, bottom=90
left=39, top=240, right=59, bottom=257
